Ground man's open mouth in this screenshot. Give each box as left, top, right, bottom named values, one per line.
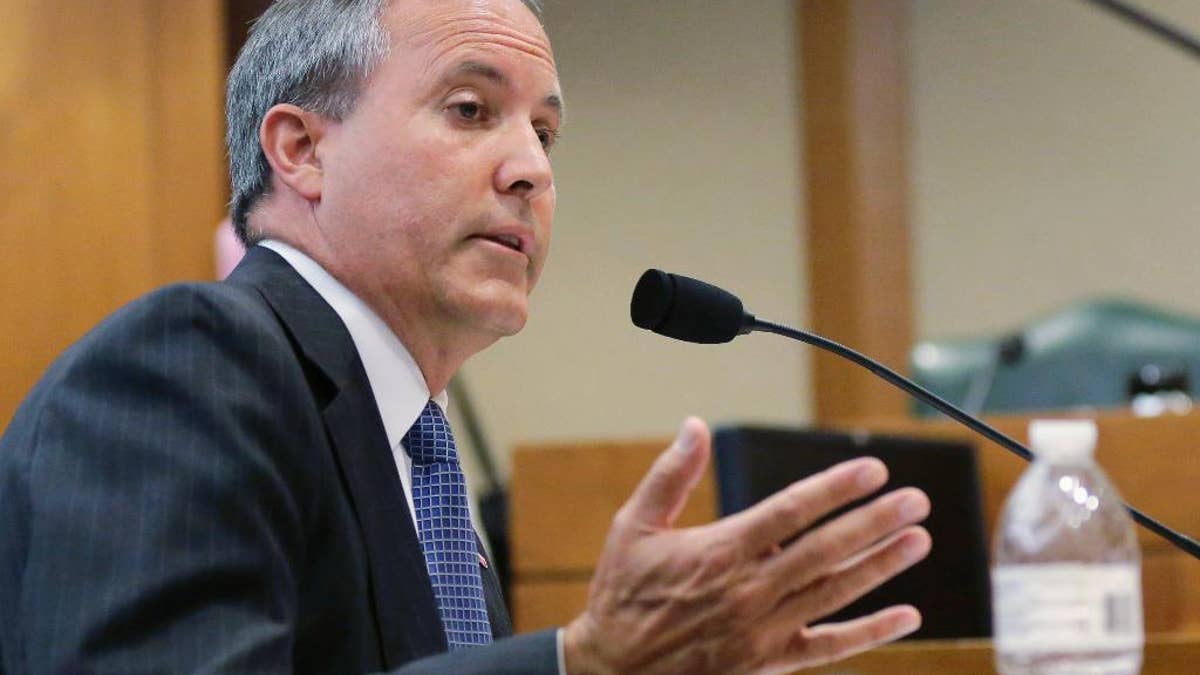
left=479, top=234, right=523, bottom=253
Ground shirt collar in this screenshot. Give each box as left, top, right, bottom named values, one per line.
left=259, top=239, right=449, bottom=449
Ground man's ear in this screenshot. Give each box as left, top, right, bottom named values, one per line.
left=259, top=104, right=330, bottom=202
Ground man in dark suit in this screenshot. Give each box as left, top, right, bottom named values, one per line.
left=0, top=0, right=935, bottom=673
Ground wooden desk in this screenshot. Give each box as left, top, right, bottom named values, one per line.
left=509, top=411, right=1200, bottom=640
left=807, top=633, right=1200, bottom=674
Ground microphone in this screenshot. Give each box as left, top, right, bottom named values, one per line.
left=630, top=268, right=1200, bottom=560
left=960, top=332, right=1026, bottom=415
left=630, top=269, right=753, bottom=343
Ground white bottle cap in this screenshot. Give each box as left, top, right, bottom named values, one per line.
left=1028, top=419, right=1097, bottom=462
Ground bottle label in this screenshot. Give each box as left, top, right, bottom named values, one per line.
left=992, top=563, right=1144, bottom=654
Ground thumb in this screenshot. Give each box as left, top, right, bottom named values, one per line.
left=622, top=416, right=711, bottom=530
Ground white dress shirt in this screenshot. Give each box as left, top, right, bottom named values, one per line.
left=259, top=240, right=568, bottom=674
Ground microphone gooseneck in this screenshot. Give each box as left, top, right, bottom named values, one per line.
left=630, top=269, right=1200, bottom=561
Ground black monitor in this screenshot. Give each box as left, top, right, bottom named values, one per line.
left=713, top=425, right=992, bottom=639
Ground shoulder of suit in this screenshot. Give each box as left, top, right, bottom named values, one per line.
left=96, top=281, right=281, bottom=348
left=34, top=281, right=296, bottom=398
left=9, top=280, right=328, bottom=471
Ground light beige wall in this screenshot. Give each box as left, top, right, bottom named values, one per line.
left=912, top=0, right=1200, bottom=338
left=458, top=0, right=808, bottom=477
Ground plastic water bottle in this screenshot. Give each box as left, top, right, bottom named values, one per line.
left=992, top=419, right=1144, bottom=675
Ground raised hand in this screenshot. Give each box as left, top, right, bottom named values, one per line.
left=563, top=417, right=932, bottom=675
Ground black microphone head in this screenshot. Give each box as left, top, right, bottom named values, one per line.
left=998, top=333, right=1026, bottom=366
left=630, top=269, right=748, bottom=344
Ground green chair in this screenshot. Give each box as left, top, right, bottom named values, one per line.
left=909, top=298, right=1200, bottom=417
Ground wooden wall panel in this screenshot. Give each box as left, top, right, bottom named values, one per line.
left=509, top=437, right=713, bottom=575
left=800, top=0, right=913, bottom=423
left=147, top=1, right=227, bottom=286
left=512, top=578, right=590, bottom=634
left=0, top=0, right=224, bottom=430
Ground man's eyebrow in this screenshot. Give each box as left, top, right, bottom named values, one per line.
left=446, top=60, right=564, bottom=118
left=544, top=93, right=564, bottom=118
left=450, top=60, right=509, bottom=86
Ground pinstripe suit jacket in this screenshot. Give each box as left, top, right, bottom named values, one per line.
left=0, top=247, right=558, bottom=674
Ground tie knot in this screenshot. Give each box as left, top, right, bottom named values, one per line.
left=402, top=400, right=457, bottom=465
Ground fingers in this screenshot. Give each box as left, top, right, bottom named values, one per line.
left=774, top=605, right=923, bottom=671
left=765, top=487, right=930, bottom=593
left=618, top=417, right=712, bottom=530
left=772, top=525, right=931, bottom=629
left=759, top=530, right=928, bottom=673
left=715, top=457, right=890, bottom=553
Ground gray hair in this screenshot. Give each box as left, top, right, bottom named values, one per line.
left=225, top=0, right=544, bottom=245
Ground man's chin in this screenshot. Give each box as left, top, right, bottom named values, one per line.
left=477, top=305, right=528, bottom=337
left=454, top=287, right=530, bottom=338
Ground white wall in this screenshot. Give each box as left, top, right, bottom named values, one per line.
left=457, top=0, right=807, bottom=480
left=912, top=0, right=1200, bottom=338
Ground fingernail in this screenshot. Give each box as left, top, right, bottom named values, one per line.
left=900, top=493, right=928, bottom=520
left=896, top=611, right=921, bottom=636
left=674, top=418, right=699, bottom=455
left=855, top=460, right=886, bottom=489
left=902, top=533, right=930, bottom=561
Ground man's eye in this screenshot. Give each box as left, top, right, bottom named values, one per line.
left=454, top=102, right=483, bottom=120
left=536, top=127, right=559, bottom=151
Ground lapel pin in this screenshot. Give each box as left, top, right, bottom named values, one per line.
left=478, top=553, right=489, bottom=569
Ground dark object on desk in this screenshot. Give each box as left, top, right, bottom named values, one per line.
left=713, top=425, right=992, bottom=640
left=1128, top=363, right=1190, bottom=399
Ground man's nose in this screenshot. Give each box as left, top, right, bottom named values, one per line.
left=494, top=123, right=553, bottom=201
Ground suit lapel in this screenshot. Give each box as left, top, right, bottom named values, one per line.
left=228, top=247, right=448, bottom=666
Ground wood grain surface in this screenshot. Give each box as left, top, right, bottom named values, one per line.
left=0, top=0, right=225, bottom=431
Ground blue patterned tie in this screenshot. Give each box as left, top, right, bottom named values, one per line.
left=402, top=400, right=493, bottom=649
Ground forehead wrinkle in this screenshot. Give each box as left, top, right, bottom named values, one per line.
left=422, top=19, right=552, bottom=55
left=397, top=5, right=555, bottom=63
left=422, top=27, right=556, bottom=79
